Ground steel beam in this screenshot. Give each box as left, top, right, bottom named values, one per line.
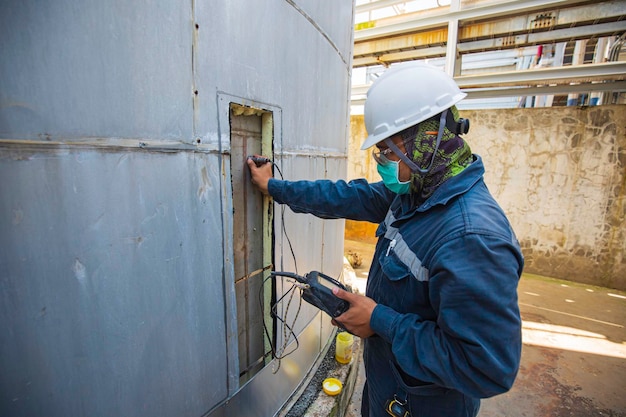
left=354, top=19, right=625, bottom=67
left=353, top=45, right=447, bottom=67
left=356, top=0, right=426, bottom=14
left=464, top=80, right=626, bottom=100
left=455, top=61, right=626, bottom=88
left=354, top=2, right=625, bottom=59
left=457, top=21, right=626, bottom=53
left=351, top=62, right=626, bottom=102
left=354, top=0, right=596, bottom=41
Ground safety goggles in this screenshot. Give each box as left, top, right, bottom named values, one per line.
left=372, top=138, right=412, bottom=166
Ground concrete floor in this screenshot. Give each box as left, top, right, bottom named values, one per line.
left=343, top=239, right=626, bottom=417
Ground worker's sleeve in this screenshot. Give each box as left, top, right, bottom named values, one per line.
left=267, top=178, right=393, bottom=224
left=369, top=233, right=523, bottom=398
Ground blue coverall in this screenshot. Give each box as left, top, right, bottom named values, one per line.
left=268, top=155, right=524, bottom=417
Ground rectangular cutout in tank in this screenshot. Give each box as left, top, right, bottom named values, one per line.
left=229, top=103, right=275, bottom=386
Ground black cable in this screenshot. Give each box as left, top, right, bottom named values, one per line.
left=259, top=275, right=301, bottom=360
left=273, top=162, right=298, bottom=274
left=257, top=158, right=303, bottom=365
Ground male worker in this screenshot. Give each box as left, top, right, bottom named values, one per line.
left=247, top=62, right=523, bottom=417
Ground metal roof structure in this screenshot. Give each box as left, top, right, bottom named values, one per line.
left=351, top=0, right=626, bottom=108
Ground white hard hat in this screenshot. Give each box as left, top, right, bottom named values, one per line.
left=361, top=62, right=467, bottom=150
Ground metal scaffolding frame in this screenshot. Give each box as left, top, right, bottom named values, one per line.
left=352, top=0, right=626, bottom=106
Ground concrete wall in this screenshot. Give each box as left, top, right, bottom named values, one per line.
left=347, top=105, right=626, bottom=291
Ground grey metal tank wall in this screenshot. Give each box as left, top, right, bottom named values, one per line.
left=348, top=105, right=626, bottom=291
left=0, top=2, right=193, bottom=141
left=0, top=149, right=226, bottom=416
left=0, top=1, right=354, bottom=416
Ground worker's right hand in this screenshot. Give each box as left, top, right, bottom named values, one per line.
left=331, top=287, right=377, bottom=338
left=246, top=155, right=273, bottom=195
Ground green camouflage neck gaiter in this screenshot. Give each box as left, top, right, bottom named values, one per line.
left=404, top=106, right=473, bottom=202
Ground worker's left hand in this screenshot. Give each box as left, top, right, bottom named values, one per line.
left=246, top=155, right=273, bottom=195
left=331, top=287, right=377, bottom=338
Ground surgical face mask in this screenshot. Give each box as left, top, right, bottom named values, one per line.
left=376, top=158, right=411, bottom=194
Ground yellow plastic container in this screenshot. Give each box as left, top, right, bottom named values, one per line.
left=322, top=377, right=343, bottom=396
left=335, top=331, right=354, bottom=364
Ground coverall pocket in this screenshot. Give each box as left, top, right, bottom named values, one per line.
left=389, top=360, right=449, bottom=397
left=379, top=245, right=413, bottom=281
left=377, top=243, right=430, bottom=312
left=390, top=361, right=479, bottom=417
